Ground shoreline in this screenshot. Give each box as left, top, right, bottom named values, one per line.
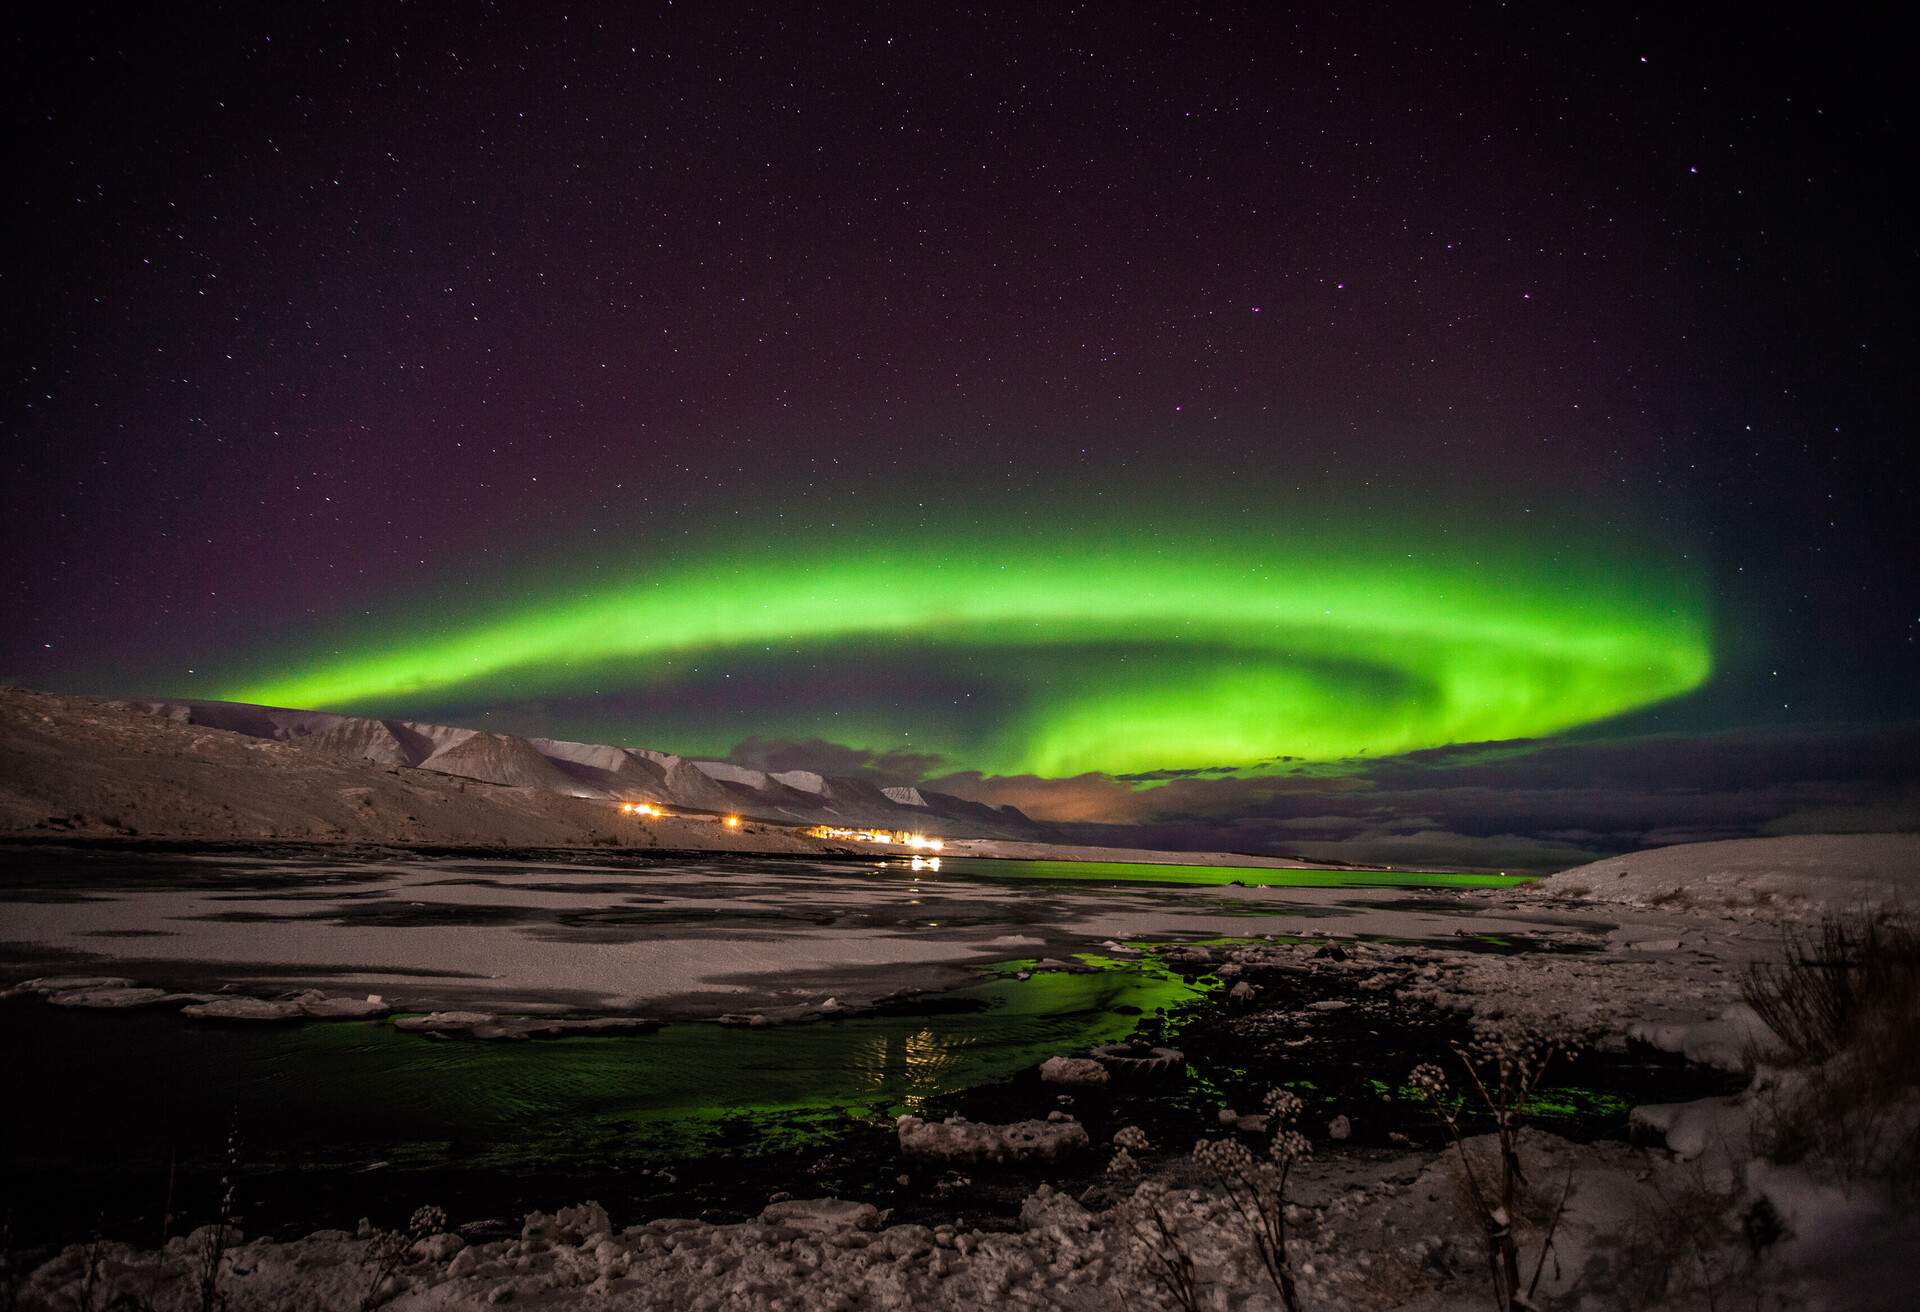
left=0, top=901, right=1842, bottom=1310
left=0, top=832, right=1420, bottom=875
left=0, top=845, right=1549, bottom=1023
left=9, top=835, right=1917, bottom=1310
left=4, top=913, right=1729, bottom=1239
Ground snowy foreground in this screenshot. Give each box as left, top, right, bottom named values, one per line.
left=16, top=833, right=1919, bottom=1311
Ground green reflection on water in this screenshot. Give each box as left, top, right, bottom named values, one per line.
left=267, top=955, right=1206, bottom=1170
left=927, top=858, right=1532, bottom=888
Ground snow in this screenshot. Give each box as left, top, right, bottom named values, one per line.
left=691, top=760, right=770, bottom=789
left=895, top=1114, right=1091, bottom=1165
left=1536, top=832, right=1920, bottom=917
left=772, top=769, right=831, bottom=795
left=1038, top=1055, right=1110, bottom=1087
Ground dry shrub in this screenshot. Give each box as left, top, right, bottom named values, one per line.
left=1741, top=908, right=1920, bottom=1065
left=1743, top=908, right=1920, bottom=1195
left=360, top=1206, right=447, bottom=1311
left=1410, top=1021, right=1583, bottom=1312
left=1614, top=1158, right=1753, bottom=1312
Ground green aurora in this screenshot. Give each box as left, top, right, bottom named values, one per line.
left=224, top=512, right=1712, bottom=778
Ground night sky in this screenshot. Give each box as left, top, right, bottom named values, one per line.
left=6, top=4, right=1915, bottom=865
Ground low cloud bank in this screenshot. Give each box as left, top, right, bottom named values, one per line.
left=915, top=722, right=1920, bottom=871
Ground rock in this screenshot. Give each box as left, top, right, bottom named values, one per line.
left=1038, top=1056, right=1110, bottom=1088
left=181, top=997, right=305, bottom=1022
left=46, top=987, right=181, bottom=1009
left=758, top=1200, right=885, bottom=1232
left=896, top=1114, right=1090, bottom=1165
left=1019, top=1185, right=1095, bottom=1241
left=1328, top=1115, right=1352, bottom=1140
left=498, top=1016, right=659, bottom=1039
left=873, top=1224, right=934, bottom=1260
left=300, top=994, right=391, bottom=1019
left=1307, top=999, right=1351, bottom=1011
left=1090, top=1041, right=1185, bottom=1079
left=8, top=975, right=133, bottom=996
left=29, top=979, right=389, bottom=1022
left=1229, top=980, right=1258, bottom=1003
left=413, top=1232, right=466, bottom=1263
left=555, top=1202, right=612, bottom=1243
left=393, top=1011, right=654, bottom=1039
left=394, top=1010, right=498, bottom=1034
left=522, top=1202, right=610, bottom=1248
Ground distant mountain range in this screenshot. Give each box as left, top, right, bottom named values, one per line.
left=130, top=699, right=1043, bottom=839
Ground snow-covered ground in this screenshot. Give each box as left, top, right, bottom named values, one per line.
left=1530, top=832, right=1919, bottom=918
left=14, top=833, right=1919, bottom=1310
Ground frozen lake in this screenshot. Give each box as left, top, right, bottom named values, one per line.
left=4, top=846, right=1588, bottom=1245
left=0, top=847, right=1531, bottom=1015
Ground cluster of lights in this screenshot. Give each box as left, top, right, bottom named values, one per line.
left=617, top=802, right=668, bottom=818
left=909, top=855, right=941, bottom=872
left=808, top=825, right=945, bottom=850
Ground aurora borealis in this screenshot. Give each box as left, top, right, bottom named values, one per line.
left=6, top=4, right=1915, bottom=862
left=225, top=513, right=1710, bottom=777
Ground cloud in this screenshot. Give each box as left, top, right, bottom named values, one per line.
left=725, top=735, right=946, bottom=785
left=924, top=770, right=1147, bottom=823
left=1269, top=814, right=1381, bottom=835
left=1113, top=764, right=1247, bottom=781
left=1281, top=829, right=1602, bottom=873
left=1760, top=789, right=1920, bottom=836
left=921, top=720, right=1920, bottom=871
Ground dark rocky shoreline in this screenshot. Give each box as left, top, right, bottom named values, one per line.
left=4, top=930, right=1738, bottom=1254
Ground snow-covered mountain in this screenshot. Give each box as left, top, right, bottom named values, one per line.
left=132, top=698, right=1039, bottom=838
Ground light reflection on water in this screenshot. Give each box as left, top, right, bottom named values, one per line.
left=6, top=952, right=1203, bottom=1182
left=851, top=1027, right=959, bottom=1113
left=0, top=848, right=1563, bottom=1243
left=916, top=857, right=1530, bottom=888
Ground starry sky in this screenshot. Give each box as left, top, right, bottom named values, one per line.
left=5, top=4, right=1915, bottom=865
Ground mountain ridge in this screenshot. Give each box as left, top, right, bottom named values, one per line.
left=121, top=697, right=1041, bottom=838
